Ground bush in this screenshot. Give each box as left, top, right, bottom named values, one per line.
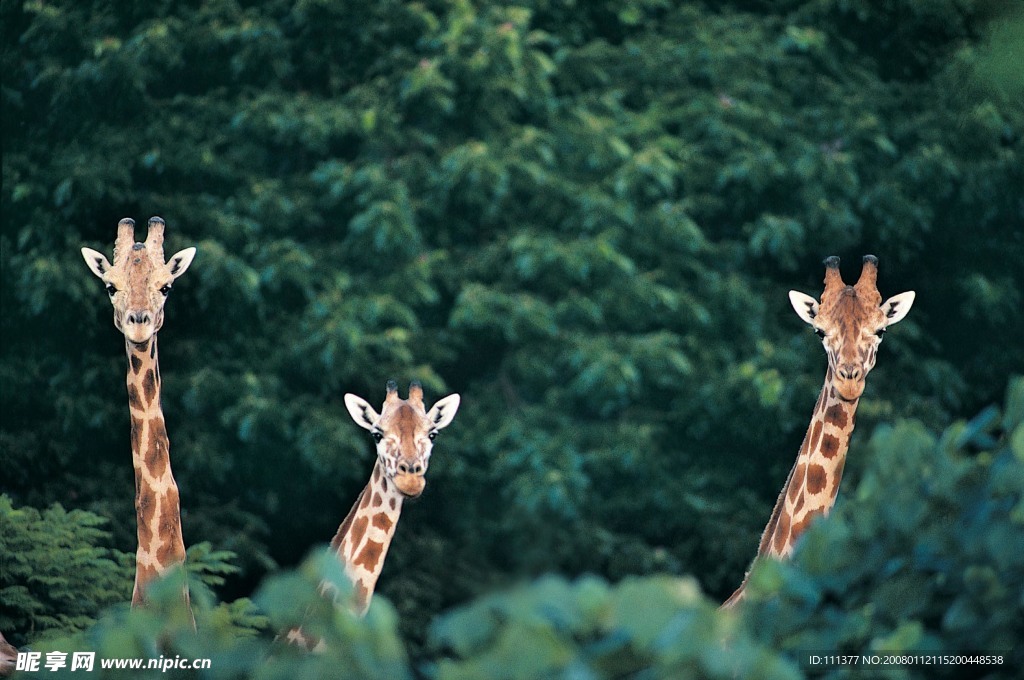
left=0, top=497, right=131, bottom=647
left=741, top=376, right=1024, bottom=676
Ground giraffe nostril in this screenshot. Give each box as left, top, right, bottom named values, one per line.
left=838, top=365, right=862, bottom=380
left=398, top=461, right=424, bottom=475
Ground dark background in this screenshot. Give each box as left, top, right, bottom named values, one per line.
left=2, top=0, right=1022, bottom=668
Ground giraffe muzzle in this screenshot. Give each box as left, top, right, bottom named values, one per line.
left=836, top=363, right=862, bottom=382
left=123, top=310, right=156, bottom=344
left=393, top=472, right=426, bottom=498
left=834, top=377, right=865, bottom=401
left=126, top=311, right=152, bottom=326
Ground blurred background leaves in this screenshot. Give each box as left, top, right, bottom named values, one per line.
left=2, top=0, right=1022, bottom=675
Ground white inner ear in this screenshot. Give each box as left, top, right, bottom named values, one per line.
left=788, top=290, right=820, bottom=326
left=427, top=394, right=461, bottom=430
left=81, top=247, right=112, bottom=279
left=344, top=394, right=380, bottom=431
left=880, top=291, right=916, bottom=326
left=167, top=247, right=197, bottom=279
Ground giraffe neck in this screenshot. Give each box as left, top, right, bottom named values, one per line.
left=0, top=632, right=16, bottom=675
left=125, top=336, right=191, bottom=618
left=327, top=461, right=406, bottom=615
left=724, top=369, right=858, bottom=607
left=282, top=462, right=406, bottom=649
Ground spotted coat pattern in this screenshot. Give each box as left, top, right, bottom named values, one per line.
left=125, top=336, right=190, bottom=612
left=81, top=218, right=196, bottom=625
left=284, top=384, right=460, bottom=651
left=723, top=256, right=914, bottom=608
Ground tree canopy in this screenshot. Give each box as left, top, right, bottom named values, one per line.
left=2, top=0, right=1022, bottom=675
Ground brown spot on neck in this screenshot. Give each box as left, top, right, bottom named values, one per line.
left=831, top=458, right=846, bottom=499
left=348, top=516, right=369, bottom=553
left=371, top=513, right=394, bottom=532
left=145, top=417, right=169, bottom=478
left=353, top=539, right=384, bottom=573
left=772, top=511, right=791, bottom=553
left=133, top=564, right=159, bottom=605
left=824, top=403, right=848, bottom=429
left=756, top=461, right=796, bottom=556
left=353, top=581, right=370, bottom=613
left=136, top=495, right=154, bottom=546
left=820, top=433, right=841, bottom=458
left=130, top=417, right=143, bottom=455
left=809, top=420, right=823, bottom=450
left=805, top=464, right=827, bottom=494
left=128, top=384, right=143, bottom=410
left=154, top=489, right=185, bottom=564
left=791, top=510, right=821, bottom=540
left=787, top=463, right=806, bottom=503
left=331, top=487, right=367, bottom=553
left=142, top=369, right=157, bottom=405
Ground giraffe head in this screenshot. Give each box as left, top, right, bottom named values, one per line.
left=789, top=255, right=914, bottom=401
left=81, top=217, right=196, bottom=345
left=344, top=380, right=461, bottom=498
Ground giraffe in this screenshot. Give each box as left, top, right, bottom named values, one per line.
left=722, top=255, right=914, bottom=608
left=0, top=632, right=15, bottom=677
left=284, top=380, right=460, bottom=649
left=80, top=217, right=197, bottom=621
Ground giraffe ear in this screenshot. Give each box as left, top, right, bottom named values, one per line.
left=426, top=394, right=461, bottom=430
left=880, top=291, right=915, bottom=326
left=344, top=394, right=380, bottom=431
left=167, top=247, right=197, bottom=279
left=81, top=247, right=112, bottom=279
left=788, top=291, right=820, bottom=325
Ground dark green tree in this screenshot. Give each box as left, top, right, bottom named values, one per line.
left=2, top=0, right=1022, bottom=659
left=0, top=496, right=131, bottom=646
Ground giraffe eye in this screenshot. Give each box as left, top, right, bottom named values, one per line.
left=372, top=432, right=383, bottom=443
left=814, top=328, right=826, bottom=339
left=875, top=328, right=886, bottom=338
left=428, top=431, right=437, bottom=441
left=159, top=284, right=172, bottom=296
left=105, top=284, right=117, bottom=297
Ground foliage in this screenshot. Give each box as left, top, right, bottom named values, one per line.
left=2, top=0, right=1022, bottom=664
left=9, top=378, right=1021, bottom=677
left=18, top=549, right=410, bottom=680
left=0, top=496, right=131, bottom=647
left=426, top=378, right=1023, bottom=678
left=186, top=541, right=243, bottom=589
left=430, top=575, right=798, bottom=680
left=741, top=376, right=1024, bottom=676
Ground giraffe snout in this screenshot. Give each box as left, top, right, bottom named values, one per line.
left=125, top=310, right=152, bottom=326
left=123, top=308, right=158, bottom=344
left=397, top=460, right=424, bottom=475
left=394, top=457, right=427, bottom=497
left=394, top=470, right=426, bottom=497
left=836, top=363, right=862, bottom=382
left=834, top=362, right=867, bottom=400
